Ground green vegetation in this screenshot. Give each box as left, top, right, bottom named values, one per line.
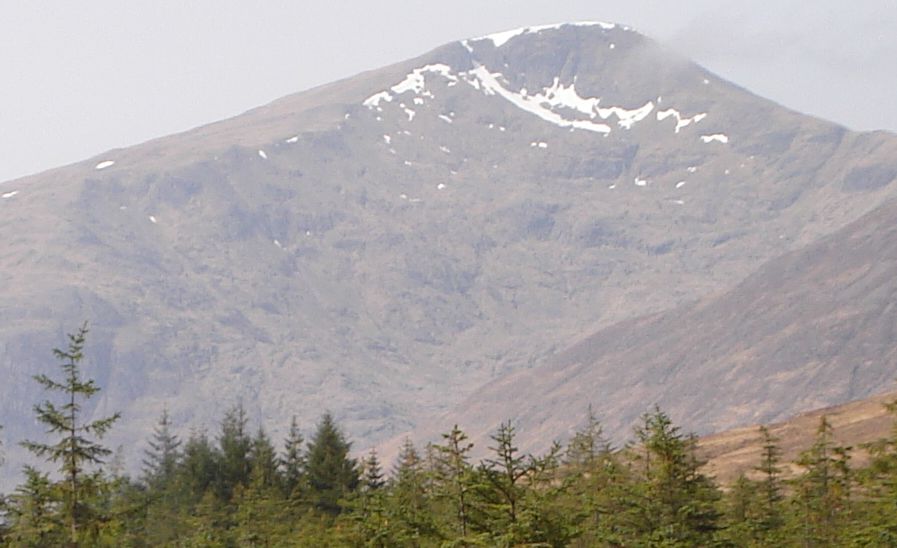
left=6, top=328, right=897, bottom=545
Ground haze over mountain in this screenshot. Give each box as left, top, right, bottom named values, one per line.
left=2, top=22, right=896, bottom=476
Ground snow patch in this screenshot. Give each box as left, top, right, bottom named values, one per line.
left=687, top=166, right=698, bottom=173
left=363, top=64, right=457, bottom=108
left=656, top=109, right=707, bottom=133
left=258, top=149, right=268, bottom=159
left=701, top=134, right=729, bottom=144
left=634, top=177, right=648, bottom=187
left=2, top=190, right=19, bottom=199
left=477, top=21, right=618, bottom=48
left=285, top=136, right=299, bottom=143
left=274, top=239, right=282, bottom=248
left=675, top=181, right=687, bottom=189
left=465, top=66, right=614, bottom=134
left=383, top=134, right=391, bottom=144
left=403, top=108, right=416, bottom=121
left=530, top=141, right=548, bottom=148
left=437, top=183, right=446, bottom=190
left=438, top=114, right=453, bottom=124
left=95, top=160, right=115, bottom=170
left=148, top=216, right=157, bottom=224
left=439, top=146, right=451, bottom=153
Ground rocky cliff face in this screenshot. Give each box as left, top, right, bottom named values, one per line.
left=1, top=22, right=896, bottom=476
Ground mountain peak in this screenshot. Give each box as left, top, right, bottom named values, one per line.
left=469, top=21, right=629, bottom=48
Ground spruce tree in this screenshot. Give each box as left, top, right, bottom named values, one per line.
left=755, top=426, right=785, bottom=537
left=361, top=448, right=385, bottom=492
left=177, top=429, right=217, bottom=503
left=305, top=412, right=359, bottom=514
left=21, top=323, right=120, bottom=546
left=248, top=424, right=280, bottom=489
left=388, top=438, right=436, bottom=541
left=3, top=466, right=62, bottom=546
left=623, top=407, right=721, bottom=544
left=566, top=406, right=609, bottom=468
left=141, top=408, right=181, bottom=490
left=792, top=415, right=852, bottom=546
left=482, top=421, right=528, bottom=532
left=214, top=403, right=252, bottom=501
left=280, top=415, right=305, bottom=497
left=855, top=399, right=897, bottom=543
left=431, top=425, right=479, bottom=542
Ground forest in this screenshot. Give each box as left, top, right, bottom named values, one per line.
left=2, top=327, right=897, bottom=546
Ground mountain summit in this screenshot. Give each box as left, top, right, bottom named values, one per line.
left=1, top=23, right=896, bottom=474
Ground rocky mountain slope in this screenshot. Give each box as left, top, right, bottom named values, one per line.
left=418, top=191, right=897, bottom=456
left=1, top=22, right=897, bottom=474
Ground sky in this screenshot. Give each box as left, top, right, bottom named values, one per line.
left=1, top=0, right=894, bottom=184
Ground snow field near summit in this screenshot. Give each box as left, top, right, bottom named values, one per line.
left=363, top=57, right=716, bottom=139
left=477, top=21, right=620, bottom=48
left=95, top=160, right=115, bottom=170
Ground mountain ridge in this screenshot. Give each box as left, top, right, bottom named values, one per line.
left=2, top=22, right=897, bottom=480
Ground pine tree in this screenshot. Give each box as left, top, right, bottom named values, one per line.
left=305, top=412, right=359, bottom=514
left=141, top=408, right=181, bottom=490
left=21, top=323, right=121, bottom=546
left=280, top=415, right=305, bottom=497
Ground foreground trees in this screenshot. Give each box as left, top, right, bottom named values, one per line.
left=14, top=323, right=120, bottom=546
left=9, top=328, right=897, bottom=544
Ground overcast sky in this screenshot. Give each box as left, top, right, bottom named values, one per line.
left=1, top=1, right=894, bottom=184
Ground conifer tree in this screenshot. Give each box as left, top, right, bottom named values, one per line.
left=388, top=438, right=436, bottom=541
left=792, top=415, right=852, bottom=546
left=141, top=408, right=181, bottom=490
left=361, top=448, right=385, bottom=492
left=754, top=426, right=785, bottom=537
left=305, top=412, right=359, bottom=514
left=178, top=429, right=217, bottom=503
left=855, top=399, right=897, bottom=543
left=622, top=407, right=721, bottom=544
left=280, top=415, right=305, bottom=497
left=214, top=403, right=252, bottom=501
left=566, top=406, right=610, bottom=469
left=431, top=425, right=479, bottom=542
left=21, top=323, right=120, bottom=546
left=3, top=466, right=62, bottom=546
left=482, top=421, right=529, bottom=535
left=248, top=424, right=280, bottom=489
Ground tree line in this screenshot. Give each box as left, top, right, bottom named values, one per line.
left=3, top=326, right=897, bottom=546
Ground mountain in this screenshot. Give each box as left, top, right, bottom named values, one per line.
left=2, top=22, right=897, bottom=476
left=418, top=190, right=897, bottom=456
